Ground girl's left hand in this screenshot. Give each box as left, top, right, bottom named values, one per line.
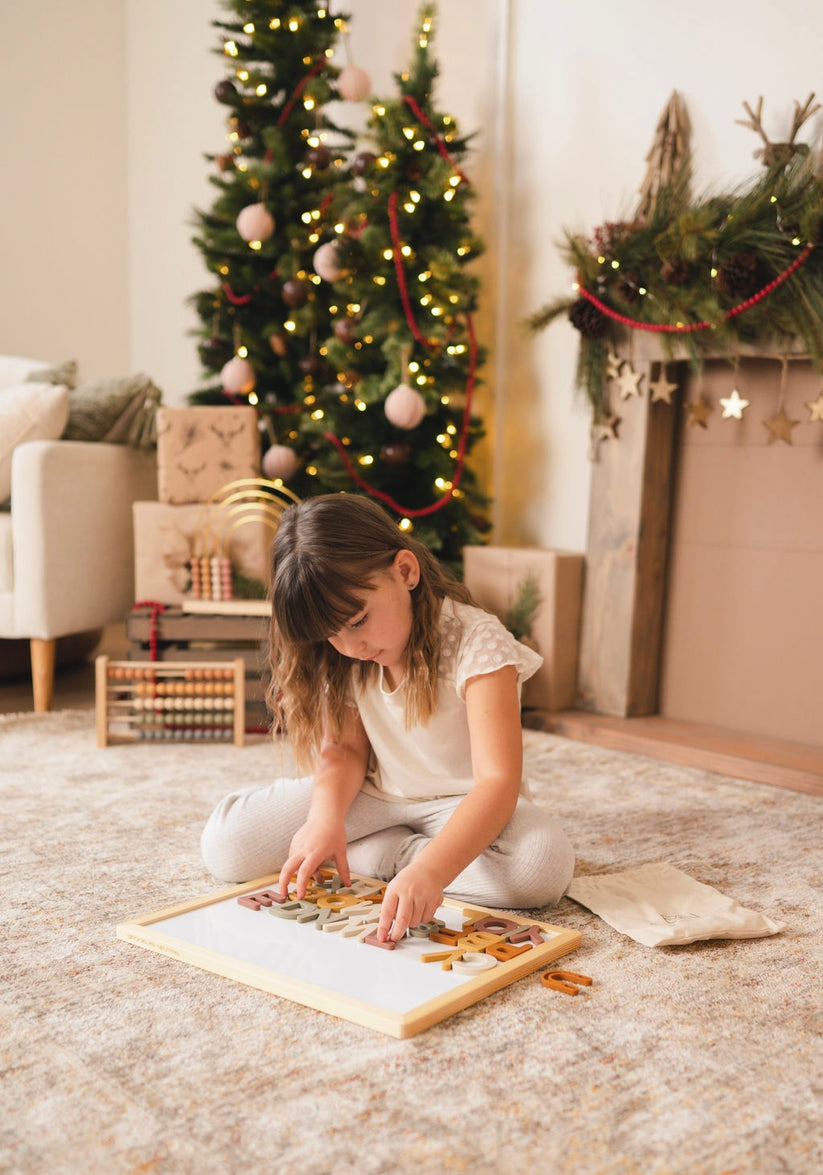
left=377, top=862, right=444, bottom=943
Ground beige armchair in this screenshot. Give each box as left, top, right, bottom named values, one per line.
left=0, top=355, right=157, bottom=709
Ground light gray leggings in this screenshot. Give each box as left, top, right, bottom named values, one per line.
left=200, top=777, right=575, bottom=910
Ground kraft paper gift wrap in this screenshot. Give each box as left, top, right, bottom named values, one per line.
left=133, top=501, right=270, bottom=605
left=156, top=406, right=260, bottom=504
left=463, top=546, right=583, bottom=711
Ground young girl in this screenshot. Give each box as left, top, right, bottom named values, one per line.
left=201, top=494, right=574, bottom=942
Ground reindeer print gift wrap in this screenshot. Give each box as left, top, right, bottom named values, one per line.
left=156, top=406, right=261, bottom=504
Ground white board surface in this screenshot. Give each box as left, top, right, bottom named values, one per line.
left=117, top=873, right=582, bottom=1037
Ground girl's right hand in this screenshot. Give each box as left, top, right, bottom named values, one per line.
left=276, top=817, right=351, bottom=899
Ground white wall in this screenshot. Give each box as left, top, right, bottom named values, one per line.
left=0, top=0, right=129, bottom=377
left=3, top=0, right=822, bottom=553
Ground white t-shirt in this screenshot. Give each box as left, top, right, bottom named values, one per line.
left=351, top=597, right=542, bottom=802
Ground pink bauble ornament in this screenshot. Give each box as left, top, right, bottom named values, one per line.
left=384, top=383, right=426, bottom=430
left=262, top=444, right=299, bottom=482
left=221, top=355, right=256, bottom=394
left=313, top=240, right=345, bottom=282
left=337, top=64, right=371, bottom=102
left=236, top=203, right=275, bottom=243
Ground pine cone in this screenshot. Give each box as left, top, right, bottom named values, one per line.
left=716, top=252, right=762, bottom=299
left=568, top=297, right=610, bottom=339
left=660, top=258, right=690, bottom=286
left=617, top=275, right=642, bottom=304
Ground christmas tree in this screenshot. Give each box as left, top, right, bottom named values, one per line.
left=189, top=1, right=489, bottom=569
left=298, top=2, right=490, bottom=567
left=189, top=0, right=357, bottom=476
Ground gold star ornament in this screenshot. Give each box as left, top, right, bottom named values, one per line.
left=762, top=406, right=800, bottom=444
left=606, top=348, right=623, bottom=381
left=616, top=362, right=643, bottom=401
left=649, top=363, right=678, bottom=404
left=805, top=391, right=823, bottom=422
left=719, top=389, right=750, bottom=419
left=686, top=394, right=713, bottom=429
left=587, top=415, right=620, bottom=461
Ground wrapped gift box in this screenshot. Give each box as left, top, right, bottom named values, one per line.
left=133, top=501, right=271, bottom=605
left=463, top=546, right=584, bottom=711
left=156, top=406, right=260, bottom=504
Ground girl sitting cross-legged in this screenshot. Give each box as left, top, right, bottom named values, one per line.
left=201, top=493, right=574, bottom=942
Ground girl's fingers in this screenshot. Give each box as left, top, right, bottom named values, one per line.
left=335, top=848, right=352, bottom=889
left=377, top=892, right=398, bottom=941
left=276, top=856, right=297, bottom=897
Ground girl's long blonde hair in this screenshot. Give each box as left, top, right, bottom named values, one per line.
left=265, top=493, right=473, bottom=770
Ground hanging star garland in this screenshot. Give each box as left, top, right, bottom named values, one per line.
left=686, top=394, right=713, bottom=429
left=719, top=388, right=750, bottom=419
left=762, top=405, right=800, bottom=444
left=805, top=390, right=823, bottom=422
left=649, top=363, right=678, bottom=404
left=616, top=363, right=643, bottom=400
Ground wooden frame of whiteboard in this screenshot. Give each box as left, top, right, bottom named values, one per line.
left=117, top=872, right=582, bottom=1039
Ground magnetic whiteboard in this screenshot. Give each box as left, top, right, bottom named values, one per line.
left=117, top=872, right=581, bottom=1038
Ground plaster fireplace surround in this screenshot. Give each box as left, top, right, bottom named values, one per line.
left=543, top=343, right=823, bottom=798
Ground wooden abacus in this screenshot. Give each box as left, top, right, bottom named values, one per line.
left=95, top=656, right=246, bottom=748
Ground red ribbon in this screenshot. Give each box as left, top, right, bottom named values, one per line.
left=402, top=95, right=470, bottom=184
left=278, top=57, right=327, bottom=128
left=387, top=192, right=431, bottom=347
left=132, top=601, right=167, bottom=662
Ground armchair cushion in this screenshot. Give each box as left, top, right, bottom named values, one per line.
left=0, top=381, right=70, bottom=501
left=62, top=372, right=162, bottom=447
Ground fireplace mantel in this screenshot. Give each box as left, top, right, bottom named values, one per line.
left=577, top=358, right=681, bottom=716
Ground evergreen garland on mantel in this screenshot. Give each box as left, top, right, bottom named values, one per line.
left=527, top=93, right=823, bottom=421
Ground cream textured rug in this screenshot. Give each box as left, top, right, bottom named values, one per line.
left=1, top=709, right=821, bottom=1174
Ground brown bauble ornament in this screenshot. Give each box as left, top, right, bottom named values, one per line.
left=198, top=336, right=233, bottom=370
left=214, top=79, right=239, bottom=105
left=351, top=151, right=377, bottom=177
left=298, top=355, right=326, bottom=379
left=305, top=145, right=333, bottom=170
left=333, top=317, right=357, bottom=344
left=281, top=279, right=310, bottom=308
left=269, top=334, right=289, bottom=357
left=381, top=442, right=411, bottom=466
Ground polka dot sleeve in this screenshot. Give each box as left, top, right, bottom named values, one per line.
left=452, top=608, right=543, bottom=700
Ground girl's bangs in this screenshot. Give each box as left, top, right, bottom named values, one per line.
left=274, top=563, right=367, bottom=646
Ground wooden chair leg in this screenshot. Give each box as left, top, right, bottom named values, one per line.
left=30, top=638, right=56, bottom=712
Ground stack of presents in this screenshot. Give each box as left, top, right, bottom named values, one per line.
left=129, top=405, right=273, bottom=733
left=128, top=405, right=584, bottom=735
